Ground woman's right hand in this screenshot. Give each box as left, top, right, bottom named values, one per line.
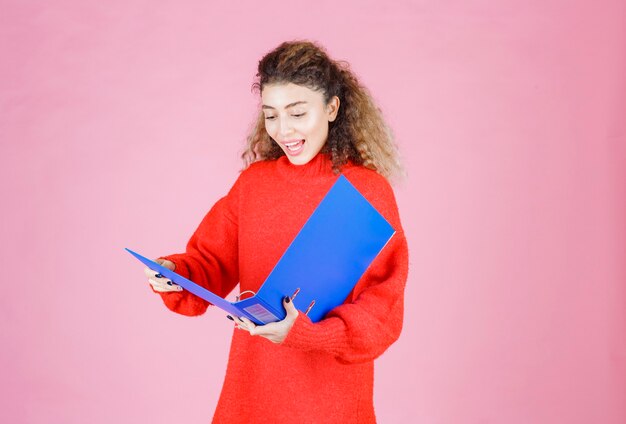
left=144, top=258, right=183, bottom=292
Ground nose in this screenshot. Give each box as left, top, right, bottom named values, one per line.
left=278, top=116, right=293, bottom=137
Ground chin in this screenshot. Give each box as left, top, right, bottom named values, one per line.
left=286, top=155, right=313, bottom=165
left=279, top=146, right=312, bottom=165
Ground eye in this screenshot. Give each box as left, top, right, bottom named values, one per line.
left=292, top=113, right=306, bottom=118
left=264, top=116, right=276, bottom=121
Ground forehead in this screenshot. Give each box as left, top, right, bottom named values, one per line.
left=261, top=82, right=324, bottom=108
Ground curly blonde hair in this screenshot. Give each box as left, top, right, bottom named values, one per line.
left=241, top=40, right=405, bottom=182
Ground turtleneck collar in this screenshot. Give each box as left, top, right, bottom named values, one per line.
left=275, top=152, right=347, bottom=184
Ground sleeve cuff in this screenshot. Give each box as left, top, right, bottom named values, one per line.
left=281, top=311, right=315, bottom=349
left=152, top=254, right=187, bottom=306
left=281, top=311, right=346, bottom=353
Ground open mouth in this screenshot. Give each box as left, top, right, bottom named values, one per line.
left=283, top=139, right=305, bottom=155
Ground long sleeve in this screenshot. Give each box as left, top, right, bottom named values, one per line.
left=179, top=156, right=406, bottom=422
left=154, top=174, right=242, bottom=316
left=281, top=175, right=410, bottom=365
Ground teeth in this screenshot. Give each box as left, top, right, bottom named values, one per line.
left=285, top=140, right=302, bottom=147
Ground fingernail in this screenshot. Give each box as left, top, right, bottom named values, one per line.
left=284, top=296, right=291, bottom=303
left=166, top=281, right=172, bottom=286
left=237, top=316, right=244, bottom=322
left=155, top=274, right=163, bottom=278
left=226, top=315, right=234, bottom=321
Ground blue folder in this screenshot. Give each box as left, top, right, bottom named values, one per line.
left=127, top=174, right=396, bottom=325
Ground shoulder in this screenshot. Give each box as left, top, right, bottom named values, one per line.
left=229, top=159, right=276, bottom=192
left=342, top=165, right=397, bottom=208
left=237, top=158, right=276, bottom=181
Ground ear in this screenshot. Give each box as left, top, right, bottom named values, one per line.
left=326, top=96, right=340, bottom=122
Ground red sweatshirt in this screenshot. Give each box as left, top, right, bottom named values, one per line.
left=156, top=152, right=409, bottom=423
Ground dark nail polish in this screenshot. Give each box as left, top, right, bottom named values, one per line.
left=237, top=316, right=244, bottom=322
left=166, top=281, right=172, bottom=286
left=284, top=296, right=291, bottom=303
left=226, top=315, right=234, bottom=321
left=155, top=274, right=163, bottom=278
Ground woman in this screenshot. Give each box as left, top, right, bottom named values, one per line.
left=144, top=40, right=409, bottom=423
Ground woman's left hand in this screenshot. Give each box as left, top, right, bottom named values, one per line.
left=229, top=296, right=299, bottom=344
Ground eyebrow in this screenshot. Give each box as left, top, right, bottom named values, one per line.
left=261, top=101, right=308, bottom=110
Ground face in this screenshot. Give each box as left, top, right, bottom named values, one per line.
left=261, top=82, right=340, bottom=166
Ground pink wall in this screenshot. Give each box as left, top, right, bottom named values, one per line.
left=1, top=1, right=624, bottom=423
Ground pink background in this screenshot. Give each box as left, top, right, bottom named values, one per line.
left=1, top=1, right=624, bottom=423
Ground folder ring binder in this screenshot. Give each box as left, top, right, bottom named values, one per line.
left=127, top=174, right=396, bottom=325
left=235, top=290, right=256, bottom=302
left=304, top=300, right=315, bottom=316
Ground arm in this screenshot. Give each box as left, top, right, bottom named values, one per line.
left=281, top=176, right=410, bottom=364
left=154, top=174, right=242, bottom=317
left=281, top=230, right=409, bottom=364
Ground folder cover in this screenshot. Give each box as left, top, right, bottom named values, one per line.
left=127, top=174, right=395, bottom=325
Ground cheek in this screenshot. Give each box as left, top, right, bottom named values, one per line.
left=302, top=116, right=326, bottom=136
left=311, top=118, right=329, bottom=138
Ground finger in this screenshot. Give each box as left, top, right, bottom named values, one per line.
left=236, top=321, right=251, bottom=332
left=149, top=279, right=174, bottom=292
left=143, top=259, right=175, bottom=279
left=144, top=266, right=160, bottom=279
left=250, top=322, right=281, bottom=336
left=248, top=322, right=286, bottom=344
left=227, top=315, right=247, bottom=331
left=149, top=275, right=181, bottom=291
left=150, top=271, right=182, bottom=291
left=148, top=278, right=181, bottom=292
left=148, top=280, right=170, bottom=292
left=238, top=316, right=257, bottom=334
left=228, top=314, right=248, bottom=327
left=238, top=316, right=255, bottom=327
left=155, top=258, right=176, bottom=271
left=283, top=295, right=299, bottom=319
